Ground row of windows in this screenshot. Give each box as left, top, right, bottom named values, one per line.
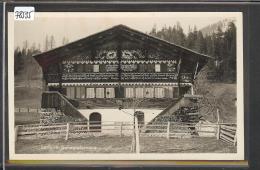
left=66, top=86, right=178, bottom=99
left=71, top=64, right=162, bottom=73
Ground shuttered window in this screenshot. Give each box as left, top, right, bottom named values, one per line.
left=80, top=87, right=86, bottom=98
left=135, top=88, right=144, bottom=98
left=85, top=64, right=92, bottom=72
left=155, top=64, right=161, bottom=72
left=125, top=88, right=134, bottom=98
left=106, top=88, right=115, bottom=98
left=147, top=64, right=155, bottom=72
left=93, top=65, right=99, bottom=72
left=172, top=87, right=179, bottom=98
left=76, top=87, right=81, bottom=98
left=86, top=88, right=95, bottom=98
left=144, top=88, right=154, bottom=98
left=165, top=87, right=173, bottom=98
left=155, top=88, right=165, bottom=98
left=96, top=88, right=105, bottom=98
left=66, top=87, right=75, bottom=99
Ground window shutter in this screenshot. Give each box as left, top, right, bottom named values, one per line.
left=155, top=88, right=165, bottom=98
left=96, top=88, right=105, bottom=98
left=66, top=87, right=75, bottom=99
left=106, top=88, right=115, bottom=98
left=76, top=87, right=81, bottom=98
left=86, top=88, right=95, bottom=98
left=155, top=64, right=161, bottom=72
left=80, top=87, right=85, bottom=98
left=93, top=65, right=99, bottom=72
left=145, top=88, right=154, bottom=98
left=125, top=88, right=134, bottom=98
left=135, top=88, right=144, bottom=98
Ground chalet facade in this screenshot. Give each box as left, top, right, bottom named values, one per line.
left=33, top=25, right=211, bottom=124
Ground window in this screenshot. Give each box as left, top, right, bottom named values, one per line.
left=85, top=64, right=92, bottom=72
left=80, top=87, right=86, bottom=98
left=106, top=88, right=115, bottom=98
left=172, top=87, right=179, bottom=98
left=155, top=88, right=165, bottom=98
left=138, top=64, right=145, bottom=72
left=155, top=64, right=161, bottom=72
left=93, top=65, right=99, bottom=72
left=76, top=87, right=81, bottom=98
left=86, top=88, right=95, bottom=98
left=66, top=87, right=75, bottom=99
left=147, top=64, right=155, bottom=72
left=96, top=88, right=105, bottom=98
left=135, top=88, right=144, bottom=98
left=165, top=87, right=173, bottom=98
left=125, top=88, right=134, bottom=98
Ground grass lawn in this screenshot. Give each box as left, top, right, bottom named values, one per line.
left=16, top=136, right=236, bottom=154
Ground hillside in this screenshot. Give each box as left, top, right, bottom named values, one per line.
left=194, top=66, right=236, bottom=123
left=199, top=83, right=236, bottom=123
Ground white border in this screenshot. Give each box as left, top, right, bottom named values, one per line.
left=8, top=12, right=244, bottom=160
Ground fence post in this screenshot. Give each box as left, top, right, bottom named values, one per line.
left=65, top=123, right=70, bottom=140
left=134, top=116, right=140, bottom=153
left=87, top=121, right=90, bottom=131
left=216, top=124, right=220, bottom=140
left=28, top=107, right=30, bottom=113
left=216, top=109, right=220, bottom=140
left=15, top=126, right=19, bottom=142
left=167, top=121, right=170, bottom=139
left=120, top=122, right=123, bottom=137
left=233, top=130, right=237, bottom=146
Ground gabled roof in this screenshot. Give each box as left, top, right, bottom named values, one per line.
left=33, top=24, right=212, bottom=69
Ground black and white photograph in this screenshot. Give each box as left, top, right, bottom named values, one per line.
left=8, top=12, right=244, bottom=160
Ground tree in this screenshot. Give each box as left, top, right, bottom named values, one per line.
left=14, top=47, right=23, bottom=75
left=223, top=22, right=236, bottom=82
left=44, top=35, right=49, bottom=51
left=50, top=35, right=56, bottom=49
left=62, top=37, right=69, bottom=45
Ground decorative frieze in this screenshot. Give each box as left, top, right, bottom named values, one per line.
left=122, top=50, right=145, bottom=60
left=62, top=73, right=119, bottom=81
left=105, top=65, right=118, bottom=72
left=121, top=64, right=138, bottom=72
left=47, top=82, right=192, bottom=87
left=62, top=60, right=118, bottom=65
left=96, top=50, right=117, bottom=60
left=167, top=63, right=177, bottom=72
left=63, top=63, right=74, bottom=73
left=121, top=73, right=178, bottom=81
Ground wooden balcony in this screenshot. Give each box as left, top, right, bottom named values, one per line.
left=45, top=72, right=192, bottom=83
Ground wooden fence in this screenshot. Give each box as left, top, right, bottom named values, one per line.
left=217, top=124, right=237, bottom=146
left=15, top=107, right=41, bottom=113
left=15, top=121, right=237, bottom=145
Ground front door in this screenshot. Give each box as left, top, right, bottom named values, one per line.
left=89, top=112, right=102, bottom=132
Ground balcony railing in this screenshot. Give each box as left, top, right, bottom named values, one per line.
left=44, top=72, right=193, bottom=83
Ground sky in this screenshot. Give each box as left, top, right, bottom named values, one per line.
left=13, top=12, right=236, bottom=50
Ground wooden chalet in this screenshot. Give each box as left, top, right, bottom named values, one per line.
left=33, top=25, right=211, bottom=121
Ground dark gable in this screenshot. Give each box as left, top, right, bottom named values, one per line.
left=33, top=24, right=212, bottom=72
